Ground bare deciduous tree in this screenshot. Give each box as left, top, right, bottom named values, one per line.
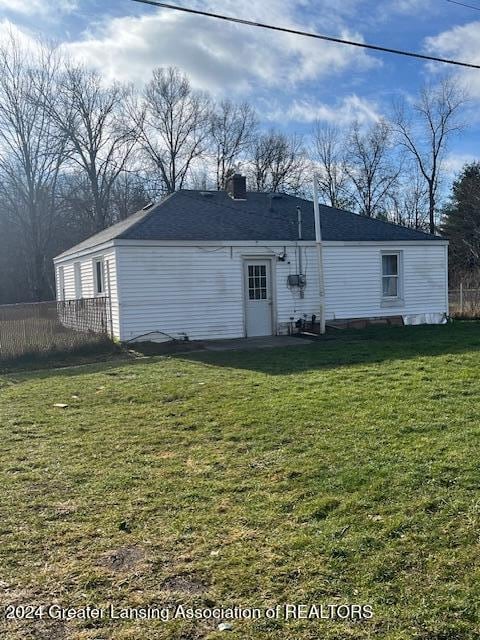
left=110, top=171, right=151, bottom=221
left=386, top=177, right=429, bottom=229
left=312, top=123, right=351, bottom=209
left=346, top=120, right=400, bottom=218
left=250, top=131, right=307, bottom=194
left=130, top=67, right=211, bottom=194
left=401, top=165, right=429, bottom=229
left=210, top=99, right=257, bottom=190
left=0, top=34, right=66, bottom=300
left=0, top=29, right=472, bottom=305
left=49, top=65, right=136, bottom=232
left=393, top=77, right=466, bottom=234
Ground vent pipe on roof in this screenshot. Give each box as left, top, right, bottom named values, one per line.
left=297, top=206, right=302, bottom=241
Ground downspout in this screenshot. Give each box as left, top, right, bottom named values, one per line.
left=105, top=261, right=114, bottom=339
left=297, top=206, right=304, bottom=299
left=445, top=243, right=449, bottom=320
left=313, top=176, right=326, bottom=334
left=297, top=205, right=303, bottom=273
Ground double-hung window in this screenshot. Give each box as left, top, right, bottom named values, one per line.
left=94, top=258, right=105, bottom=296
left=382, top=253, right=401, bottom=299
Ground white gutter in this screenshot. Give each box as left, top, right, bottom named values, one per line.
left=313, top=175, right=326, bottom=334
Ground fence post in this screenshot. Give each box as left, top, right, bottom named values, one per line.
left=460, top=282, right=464, bottom=314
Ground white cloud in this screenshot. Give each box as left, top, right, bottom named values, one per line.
left=388, top=0, right=433, bottom=13
left=425, top=21, right=480, bottom=97
left=0, top=0, right=76, bottom=16
left=269, top=95, right=382, bottom=126
left=443, top=152, right=477, bottom=177
left=0, top=18, right=39, bottom=47
left=63, top=0, right=376, bottom=95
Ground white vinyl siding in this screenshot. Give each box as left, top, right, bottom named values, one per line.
left=58, top=266, right=65, bottom=301
left=115, top=244, right=321, bottom=342
left=55, top=239, right=447, bottom=343
left=54, top=248, right=120, bottom=339
left=323, top=243, right=447, bottom=320
left=74, top=262, right=82, bottom=299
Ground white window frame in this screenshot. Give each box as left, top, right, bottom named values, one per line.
left=93, top=258, right=105, bottom=297
left=74, top=262, right=82, bottom=299
left=381, top=251, right=403, bottom=303
left=58, top=266, right=65, bottom=301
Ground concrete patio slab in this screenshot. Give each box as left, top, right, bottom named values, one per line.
left=202, top=335, right=313, bottom=352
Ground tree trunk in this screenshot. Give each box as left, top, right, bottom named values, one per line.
left=429, top=184, right=435, bottom=235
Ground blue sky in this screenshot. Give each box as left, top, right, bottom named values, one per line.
left=1, top=0, right=480, bottom=176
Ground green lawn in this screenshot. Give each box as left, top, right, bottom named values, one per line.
left=1, top=323, right=480, bottom=639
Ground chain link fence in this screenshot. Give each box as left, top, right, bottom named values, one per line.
left=449, top=286, right=480, bottom=318
left=0, top=298, right=113, bottom=363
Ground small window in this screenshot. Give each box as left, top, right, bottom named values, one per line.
left=382, top=253, right=399, bottom=298
left=248, top=264, right=267, bottom=300
left=94, top=259, right=105, bottom=296
left=58, top=266, right=65, bottom=301
left=74, top=262, right=82, bottom=299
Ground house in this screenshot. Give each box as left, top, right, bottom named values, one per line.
left=53, top=174, right=448, bottom=342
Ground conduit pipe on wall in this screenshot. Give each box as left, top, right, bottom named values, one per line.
left=313, top=176, right=326, bottom=335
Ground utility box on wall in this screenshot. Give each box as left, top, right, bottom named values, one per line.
left=287, top=274, right=307, bottom=288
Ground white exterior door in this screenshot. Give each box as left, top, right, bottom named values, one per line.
left=244, top=260, right=273, bottom=337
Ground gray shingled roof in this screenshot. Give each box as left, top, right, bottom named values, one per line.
left=56, top=190, right=444, bottom=259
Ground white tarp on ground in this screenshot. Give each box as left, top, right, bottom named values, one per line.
left=403, top=313, right=447, bottom=326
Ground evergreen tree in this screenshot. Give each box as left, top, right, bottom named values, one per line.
left=442, top=162, right=480, bottom=274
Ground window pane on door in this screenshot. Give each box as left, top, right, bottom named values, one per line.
left=248, top=265, right=267, bottom=300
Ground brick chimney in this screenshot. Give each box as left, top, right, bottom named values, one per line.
left=226, top=173, right=247, bottom=200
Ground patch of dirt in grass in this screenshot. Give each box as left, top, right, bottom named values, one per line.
left=0, top=586, right=68, bottom=640
left=53, top=502, right=78, bottom=518
left=31, top=620, right=67, bottom=639
left=129, top=340, right=204, bottom=356
left=100, top=545, right=145, bottom=572
left=3, top=619, right=68, bottom=640
left=29, top=480, right=69, bottom=495
left=0, top=585, right=27, bottom=606
left=161, top=575, right=206, bottom=595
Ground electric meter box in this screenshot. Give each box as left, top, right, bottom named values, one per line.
left=288, top=274, right=307, bottom=288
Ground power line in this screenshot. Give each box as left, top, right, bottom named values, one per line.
left=131, top=0, right=480, bottom=70
left=446, top=0, right=480, bottom=10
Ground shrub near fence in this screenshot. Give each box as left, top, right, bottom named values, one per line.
left=0, top=298, right=113, bottom=363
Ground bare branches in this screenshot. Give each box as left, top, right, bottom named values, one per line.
left=312, top=124, right=351, bottom=209
left=48, top=65, right=137, bottom=231
left=130, top=66, right=211, bottom=194
left=392, top=76, right=467, bottom=234
left=0, top=30, right=471, bottom=303
left=345, top=120, right=401, bottom=218
left=250, top=131, right=307, bottom=195
left=0, top=33, right=65, bottom=300
left=210, top=100, right=257, bottom=190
